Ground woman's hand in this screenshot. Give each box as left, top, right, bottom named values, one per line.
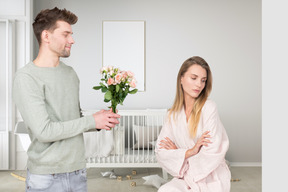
left=159, top=137, right=178, bottom=150
left=185, top=130, right=212, bottom=159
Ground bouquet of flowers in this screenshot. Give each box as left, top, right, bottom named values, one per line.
left=93, top=66, right=138, bottom=113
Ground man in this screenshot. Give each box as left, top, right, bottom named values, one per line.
left=12, top=7, right=120, bottom=192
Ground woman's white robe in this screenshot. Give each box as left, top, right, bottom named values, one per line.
left=155, top=100, right=231, bottom=192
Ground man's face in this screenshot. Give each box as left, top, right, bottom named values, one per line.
left=48, top=20, right=75, bottom=58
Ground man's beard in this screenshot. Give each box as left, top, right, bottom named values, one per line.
left=60, top=49, right=71, bottom=58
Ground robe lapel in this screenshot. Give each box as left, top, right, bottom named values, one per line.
left=172, top=107, right=196, bottom=149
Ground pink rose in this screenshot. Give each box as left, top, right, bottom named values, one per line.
left=108, top=66, right=113, bottom=72
left=127, top=71, right=134, bottom=77
left=107, top=78, right=114, bottom=85
left=129, top=79, right=137, bottom=88
left=121, top=71, right=128, bottom=81
left=115, top=73, right=122, bottom=84
left=100, top=66, right=108, bottom=74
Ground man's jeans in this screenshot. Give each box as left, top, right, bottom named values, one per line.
left=25, top=168, right=87, bottom=192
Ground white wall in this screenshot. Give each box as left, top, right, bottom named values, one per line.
left=34, top=0, right=261, bottom=164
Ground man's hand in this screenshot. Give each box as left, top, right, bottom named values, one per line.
left=92, top=109, right=120, bottom=130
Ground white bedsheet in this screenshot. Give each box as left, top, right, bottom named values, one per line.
left=83, top=129, right=114, bottom=158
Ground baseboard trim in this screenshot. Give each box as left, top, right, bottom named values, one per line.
left=230, top=162, right=262, bottom=167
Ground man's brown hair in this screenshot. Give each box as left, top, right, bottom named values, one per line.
left=33, top=7, right=78, bottom=45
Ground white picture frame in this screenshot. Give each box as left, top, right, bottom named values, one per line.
left=102, top=21, right=145, bottom=91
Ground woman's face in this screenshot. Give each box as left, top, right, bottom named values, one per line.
left=181, top=64, right=207, bottom=100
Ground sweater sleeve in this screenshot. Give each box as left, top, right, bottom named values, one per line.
left=13, top=73, right=96, bottom=143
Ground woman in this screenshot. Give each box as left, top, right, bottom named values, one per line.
left=155, top=56, right=231, bottom=192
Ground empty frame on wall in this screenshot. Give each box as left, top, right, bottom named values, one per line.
left=102, top=21, right=145, bottom=91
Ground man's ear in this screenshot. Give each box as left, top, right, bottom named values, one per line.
left=41, top=30, right=50, bottom=44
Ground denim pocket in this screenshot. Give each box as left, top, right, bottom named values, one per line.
left=27, top=173, right=54, bottom=191
left=80, top=168, right=87, bottom=181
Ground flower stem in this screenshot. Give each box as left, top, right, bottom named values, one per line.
left=111, top=100, right=117, bottom=113
left=112, top=106, right=116, bottom=113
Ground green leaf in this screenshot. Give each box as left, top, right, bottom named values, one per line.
left=109, top=85, right=115, bottom=91
left=104, top=98, right=110, bottom=102
left=120, top=97, right=124, bottom=105
left=101, top=87, right=107, bottom=93
left=93, top=86, right=102, bottom=90
left=129, top=89, right=138, bottom=94
left=104, top=91, right=112, bottom=100
left=116, top=85, right=120, bottom=92
left=100, top=82, right=106, bottom=87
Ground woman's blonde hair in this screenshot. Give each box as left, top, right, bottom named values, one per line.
left=169, top=56, right=212, bottom=137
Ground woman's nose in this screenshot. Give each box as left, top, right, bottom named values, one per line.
left=196, top=79, right=201, bottom=87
